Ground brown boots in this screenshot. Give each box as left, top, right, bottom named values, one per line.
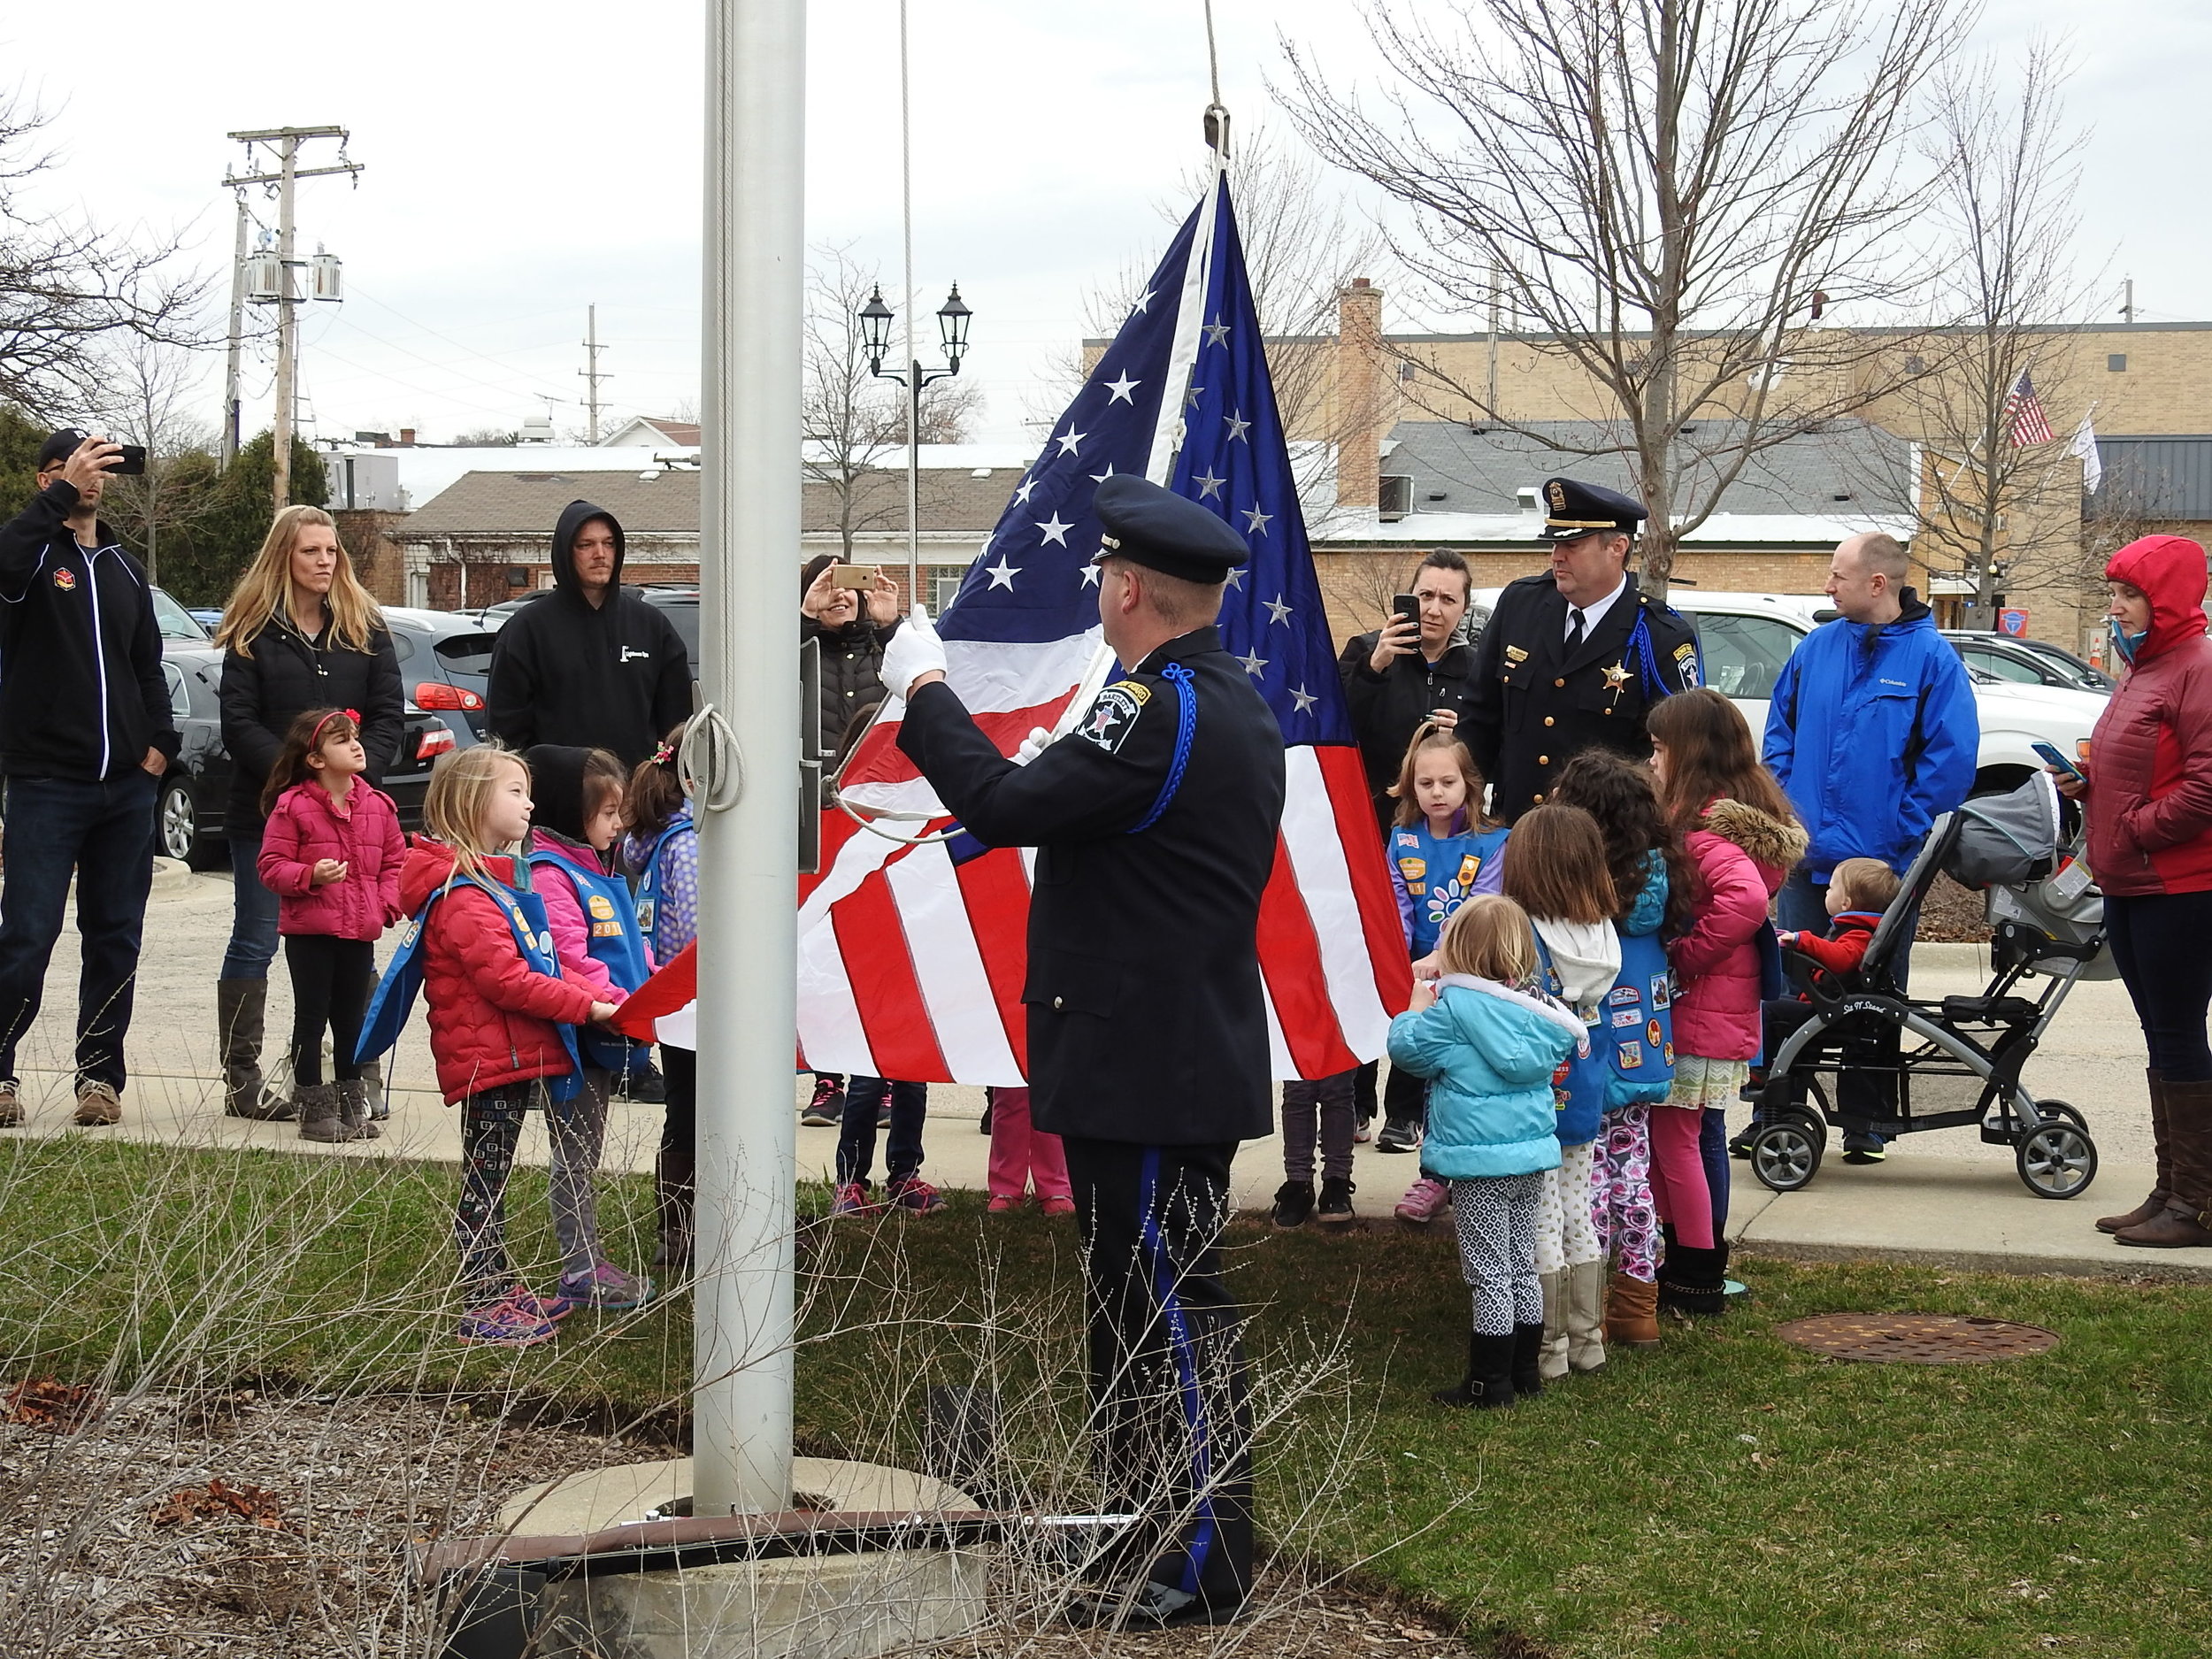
left=217, top=979, right=296, bottom=1122
left=1604, top=1271, right=1661, bottom=1348
left=2113, top=1075, right=2212, bottom=1249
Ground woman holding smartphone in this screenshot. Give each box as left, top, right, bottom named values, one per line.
left=2055, top=534, right=2212, bottom=1248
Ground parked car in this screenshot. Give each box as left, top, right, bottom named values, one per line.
left=479, top=584, right=702, bottom=678
left=185, top=607, right=225, bottom=634
left=154, top=644, right=453, bottom=867
left=150, top=587, right=210, bottom=642
left=1942, top=629, right=2115, bottom=695
left=381, top=605, right=500, bottom=749
left=1471, top=588, right=2108, bottom=798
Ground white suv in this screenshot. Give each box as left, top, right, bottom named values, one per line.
left=1471, top=588, right=2102, bottom=794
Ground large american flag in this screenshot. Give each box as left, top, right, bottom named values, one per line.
left=795, top=171, right=1410, bottom=1087
left=2003, top=372, right=2055, bottom=447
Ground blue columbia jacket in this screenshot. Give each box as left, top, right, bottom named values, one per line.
left=1762, top=597, right=1978, bottom=878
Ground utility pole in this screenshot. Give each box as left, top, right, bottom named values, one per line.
left=221, top=192, right=250, bottom=468
left=225, top=127, right=362, bottom=508
left=580, top=303, right=611, bottom=444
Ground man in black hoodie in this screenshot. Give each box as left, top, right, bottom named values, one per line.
left=0, top=430, right=181, bottom=1129
left=486, top=501, right=693, bottom=766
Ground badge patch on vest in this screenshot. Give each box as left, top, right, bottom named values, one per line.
left=53, top=567, right=76, bottom=593
left=1647, top=1018, right=1663, bottom=1047
left=1077, top=682, right=1148, bottom=755
left=1455, top=854, right=1481, bottom=889
left=1396, top=856, right=1427, bottom=895
left=1650, top=973, right=1672, bottom=1010
left=1610, top=1008, right=1640, bottom=1028
left=1617, top=1041, right=1644, bottom=1069
left=588, top=894, right=616, bottom=920
left=1663, top=1041, right=1676, bottom=1066
left=1609, top=984, right=1640, bottom=1007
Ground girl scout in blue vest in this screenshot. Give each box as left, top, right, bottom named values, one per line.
left=523, top=744, right=657, bottom=1317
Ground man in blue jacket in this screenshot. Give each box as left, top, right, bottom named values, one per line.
left=1760, top=531, right=1978, bottom=1159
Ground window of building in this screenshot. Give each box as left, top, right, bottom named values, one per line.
left=1903, top=354, right=1926, bottom=375
left=2108, top=353, right=2128, bottom=373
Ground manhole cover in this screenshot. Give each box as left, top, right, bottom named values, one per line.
left=1775, top=1313, right=2059, bottom=1364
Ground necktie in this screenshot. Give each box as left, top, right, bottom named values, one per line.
left=1566, top=607, right=1586, bottom=655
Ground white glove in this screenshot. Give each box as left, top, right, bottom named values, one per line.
left=877, top=602, right=948, bottom=699
left=1013, top=726, right=1056, bottom=766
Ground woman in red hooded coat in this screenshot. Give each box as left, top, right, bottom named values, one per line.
left=2057, top=534, right=2212, bottom=1248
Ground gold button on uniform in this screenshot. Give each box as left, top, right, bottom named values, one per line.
left=1532, top=793, right=1544, bottom=804
left=1554, top=677, right=1565, bottom=687
left=1543, top=716, right=1555, bottom=727
left=1053, top=996, right=1064, bottom=1010
left=1538, top=755, right=1549, bottom=766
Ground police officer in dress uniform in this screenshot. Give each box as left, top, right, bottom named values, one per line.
left=879, top=474, right=1285, bottom=1630
left=1463, top=476, right=1701, bottom=822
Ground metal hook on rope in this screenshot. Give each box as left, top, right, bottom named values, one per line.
left=677, top=704, right=745, bottom=815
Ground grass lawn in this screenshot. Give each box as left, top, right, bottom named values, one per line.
left=4, top=1135, right=2207, bottom=1657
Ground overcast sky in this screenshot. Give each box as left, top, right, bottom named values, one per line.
left=16, top=0, right=2212, bottom=452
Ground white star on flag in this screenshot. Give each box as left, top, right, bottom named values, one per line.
left=985, top=557, right=1021, bottom=589
left=1194, top=469, right=1225, bottom=500
left=1056, top=427, right=1087, bottom=456
left=1236, top=648, right=1268, bottom=677
left=1079, top=562, right=1101, bottom=587
left=1241, top=506, right=1272, bottom=536
left=1104, top=373, right=1141, bottom=404
left=1088, top=464, right=1117, bottom=484
left=1224, top=411, right=1251, bottom=442
left=1263, top=594, right=1294, bottom=626
left=1010, top=477, right=1035, bottom=505
left=1224, top=565, right=1247, bottom=589
left=1202, top=318, right=1231, bottom=348
left=1130, top=289, right=1155, bottom=315
left=1290, top=685, right=1317, bottom=714
left=1036, top=513, right=1072, bottom=547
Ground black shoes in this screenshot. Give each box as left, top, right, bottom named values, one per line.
left=1509, top=1321, right=1545, bottom=1398
left=1376, top=1118, right=1422, bottom=1154
left=1432, top=1331, right=1517, bottom=1409
left=1064, top=1579, right=1241, bottom=1629
left=1316, top=1175, right=1356, bottom=1225
left=1271, top=1179, right=1315, bottom=1230
left=1658, top=1242, right=1729, bottom=1318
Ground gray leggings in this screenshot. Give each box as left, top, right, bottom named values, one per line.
left=454, top=1067, right=611, bottom=1302
left=1449, top=1171, right=1545, bottom=1335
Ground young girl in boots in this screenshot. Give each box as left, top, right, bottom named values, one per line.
left=625, top=727, right=700, bottom=1271
left=400, top=747, right=622, bottom=1348
left=524, top=744, right=657, bottom=1317
left=1391, top=895, right=1582, bottom=1409
left=1647, top=688, right=1806, bottom=1318
left=1549, top=750, right=1691, bottom=1352
left=256, top=708, right=404, bottom=1145
left=1499, top=806, right=1618, bottom=1380
left=986, top=1086, right=1073, bottom=1215
left=1385, top=725, right=1509, bottom=1223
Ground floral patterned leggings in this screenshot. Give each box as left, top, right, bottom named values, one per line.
left=1590, top=1103, right=1661, bottom=1284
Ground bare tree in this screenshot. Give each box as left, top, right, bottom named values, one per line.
left=1892, top=43, right=2093, bottom=631
left=1279, top=0, right=1966, bottom=598
left=0, top=88, right=210, bottom=416
left=803, top=244, right=975, bottom=560
left=96, top=332, right=217, bottom=588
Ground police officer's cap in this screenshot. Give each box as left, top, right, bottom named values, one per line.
left=1091, top=474, right=1249, bottom=584
left=36, top=429, right=89, bottom=470
left=1539, top=476, right=1647, bottom=543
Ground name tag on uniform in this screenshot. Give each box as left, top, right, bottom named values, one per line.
left=1504, top=645, right=1529, bottom=664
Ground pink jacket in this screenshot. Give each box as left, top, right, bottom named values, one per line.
left=527, top=829, right=619, bottom=997
left=257, top=780, right=405, bottom=942
left=1668, top=797, right=1806, bottom=1062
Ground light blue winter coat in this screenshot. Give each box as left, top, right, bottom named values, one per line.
left=1763, top=599, right=1978, bottom=877
left=1386, top=976, right=1581, bottom=1179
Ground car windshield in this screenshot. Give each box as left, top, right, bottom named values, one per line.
left=151, top=588, right=208, bottom=641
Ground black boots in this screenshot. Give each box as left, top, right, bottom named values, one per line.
left=1432, top=1331, right=1519, bottom=1409
left=217, top=979, right=296, bottom=1122
left=656, top=1143, right=696, bottom=1272
left=2116, top=1077, right=2212, bottom=1248
left=1509, top=1322, right=1546, bottom=1398
left=1658, top=1240, right=1729, bottom=1317
left=2098, top=1070, right=2170, bottom=1234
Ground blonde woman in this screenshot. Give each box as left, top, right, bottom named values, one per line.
left=213, top=506, right=401, bottom=1120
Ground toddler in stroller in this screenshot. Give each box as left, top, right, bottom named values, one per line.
left=1736, top=774, right=2105, bottom=1200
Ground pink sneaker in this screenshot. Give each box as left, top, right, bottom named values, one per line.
left=1394, top=1176, right=1450, bottom=1225
left=457, top=1287, right=558, bottom=1348
left=1039, top=1195, right=1076, bottom=1217
left=886, top=1174, right=948, bottom=1213
left=830, top=1180, right=881, bottom=1217
left=987, top=1194, right=1025, bottom=1214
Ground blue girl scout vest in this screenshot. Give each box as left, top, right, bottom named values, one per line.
left=355, top=872, right=583, bottom=1102
left=528, top=849, right=653, bottom=1075
left=1393, top=823, right=1510, bottom=958
left=632, top=817, right=695, bottom=960
left=1533, top=938, right=1610, bottom=1146
left=1603, top=930, right=1677, bottom=1109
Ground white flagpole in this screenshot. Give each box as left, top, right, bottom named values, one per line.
left=694, top=0, right=803, bottom=1517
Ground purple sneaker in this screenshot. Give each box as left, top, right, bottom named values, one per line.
left=885, top=1175, right=948, bottom=1214
left=458, top=1288, right=558, bottom=1348
left=541, top=1263, right=656, bottom=1320
left=831, top=1180, right=882, bottom=1217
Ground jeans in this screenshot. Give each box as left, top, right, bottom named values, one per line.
left=2106, top=891, right=2212, bottom=1081
left=836, top=1075, right=926, bottom=1187
left=0, top=770, right=158, bottom=1090
left=220, top=826, right=280, bottom=980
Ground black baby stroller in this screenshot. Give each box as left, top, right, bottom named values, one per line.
left=1743, top=773, right=2105, bottom=1201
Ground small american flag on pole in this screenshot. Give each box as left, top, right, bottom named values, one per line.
left=2003, top=372, right=2055, bottom=447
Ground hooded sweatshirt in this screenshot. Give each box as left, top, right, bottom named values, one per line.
left=485, top=501, right=693, bottom=765
left=2085, top=534, right=2212, bottom=897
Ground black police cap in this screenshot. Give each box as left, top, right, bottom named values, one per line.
left=1091, top=474, right=1249, bottom=584
left=1539, top=476, right=1647, bottom=542
left=36, top=429, right=89, bottom=471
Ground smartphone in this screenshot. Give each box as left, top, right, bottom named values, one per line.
left=1392, top=592, right=1419, bottom=631
left=2032, top=741, right=2085, bottom=781
left=107, top=445, right=148, bottom=476
left=831, top=564, right=879, bottom=590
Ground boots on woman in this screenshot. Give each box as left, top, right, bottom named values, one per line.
left=1604, top=1272, right=1661, bottom=1348
left=2098, top=1070, right=2170, bottom=1233
left=336, top=1078, right=380, bottom=1141
left=2116, top=1077, right=2212, bottom=1248
left=1432, top=1332, right=1517, bottom=1409
left=218, top=979, right=296, bottom=1122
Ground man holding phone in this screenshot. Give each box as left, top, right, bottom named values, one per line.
left=0, top=429, right=180, bottom=1129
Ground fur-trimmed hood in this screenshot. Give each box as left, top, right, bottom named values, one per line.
left=1697, top=796, right=1808, bottom=873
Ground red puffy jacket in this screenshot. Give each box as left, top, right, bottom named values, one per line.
left=398, top=840, right=606, bottom=1104
left=1669, top=797, right=1807, bottom=1062
left=2085, top=536, right=2212, bottom=898
left=257, top=780, right=405, bottom=941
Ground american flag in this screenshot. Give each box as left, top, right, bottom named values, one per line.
left=794, top=171, right=1410, bottom=1086
left=2003, top=372, right=2055, bottom=447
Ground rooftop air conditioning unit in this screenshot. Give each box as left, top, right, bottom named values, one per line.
left=518, top=416, right=557, bottom=444
left=1379, top=474, right=1413, bottom=522
left=1517, top=487, right=1541, bottom=513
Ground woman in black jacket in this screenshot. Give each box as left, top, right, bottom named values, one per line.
left=213, top=506, right=403, bottom=1119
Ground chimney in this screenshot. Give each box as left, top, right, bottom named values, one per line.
left=398, top=427, right=417, bottom=447
left=1335, top=279, right=1386, bottom=511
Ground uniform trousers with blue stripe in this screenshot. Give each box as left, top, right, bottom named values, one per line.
left=1061, top=1136, right=1253, bottom=1616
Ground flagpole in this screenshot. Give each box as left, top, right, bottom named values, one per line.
left=694, top=0, right=803, bottom=1517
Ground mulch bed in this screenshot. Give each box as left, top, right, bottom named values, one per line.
left=1914, top=874, right=1993, bottom=943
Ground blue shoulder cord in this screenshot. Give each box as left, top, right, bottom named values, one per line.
left=1630, top=609, right=1666, bottom=699
left=1128, top=662, right=1197, bottom=834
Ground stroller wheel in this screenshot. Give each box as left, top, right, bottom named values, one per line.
left=2016, top=1121, right=2098, bottom=1200
left=1749, top=1118, right=1823, bottom=1194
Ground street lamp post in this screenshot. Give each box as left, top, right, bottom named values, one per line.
left=860, top=283, right=971, bottom=611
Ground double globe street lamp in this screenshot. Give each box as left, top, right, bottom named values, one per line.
left=858, top=282, right=972, bottom=609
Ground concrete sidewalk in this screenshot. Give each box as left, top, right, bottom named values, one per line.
left=7, top=872, right=2205, bottom=1283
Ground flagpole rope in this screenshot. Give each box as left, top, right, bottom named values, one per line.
left=1202, top=0, right=1229, bottom=159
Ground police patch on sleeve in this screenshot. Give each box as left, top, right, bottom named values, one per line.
left=1075, top=680, right=1150, bottom=755
left=1673, top=641, right=1701, bottom=690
